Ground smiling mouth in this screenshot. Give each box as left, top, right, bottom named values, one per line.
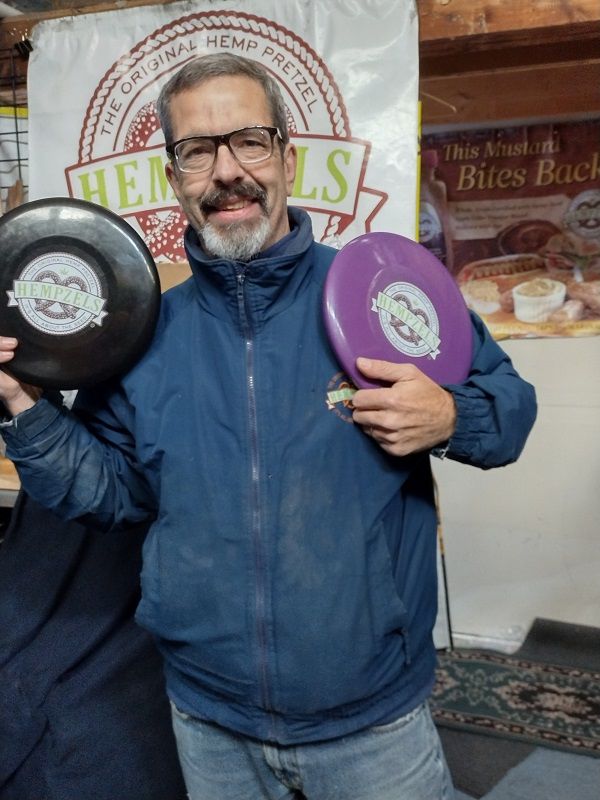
left=209, top=198, right=256, bottom=213
left=201, top=185, right=268, bottom=217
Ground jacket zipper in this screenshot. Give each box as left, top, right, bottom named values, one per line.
left=236, top=269, right=274, bottom=731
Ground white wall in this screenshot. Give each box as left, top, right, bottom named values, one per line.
left=434, top=335, right=600, bottom=650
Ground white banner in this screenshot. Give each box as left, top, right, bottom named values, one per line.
left=28, top=0, right=419, bottom=262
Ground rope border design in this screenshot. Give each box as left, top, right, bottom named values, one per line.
left=78, top=10, right=350, bottom=162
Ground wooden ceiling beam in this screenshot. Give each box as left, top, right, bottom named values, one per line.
left=418, top=0, right=600, bottom=43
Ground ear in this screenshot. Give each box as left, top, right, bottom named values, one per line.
left=283, top=142, right=297, bottom=196
left=165, top=160, right=182, bottom=200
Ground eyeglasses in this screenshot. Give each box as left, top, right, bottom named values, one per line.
left=166, top=125, right=283, bottom=173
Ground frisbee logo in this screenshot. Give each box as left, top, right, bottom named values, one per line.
left=564, top=189, right=600, bottom=239
left=326, top=371, right=356, bottom=423
left=65, top=11, right=386, bottom=260
left=373, top=282, right=441, bottom=360
left=7, top=252, right=108, bottom=335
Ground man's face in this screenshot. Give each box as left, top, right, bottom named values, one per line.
left=165, top=75, right=297, bottom=260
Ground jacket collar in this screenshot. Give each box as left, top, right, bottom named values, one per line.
left=183, top=206, right=315, bottom=325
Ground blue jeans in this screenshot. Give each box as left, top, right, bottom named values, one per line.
left=171, top=701, right=455, bottom=800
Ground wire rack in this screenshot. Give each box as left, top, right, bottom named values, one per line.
left=0, top=40, right=29, bottom=213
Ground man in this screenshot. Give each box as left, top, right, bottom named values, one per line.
left=0, top=54, right=536, bottom=799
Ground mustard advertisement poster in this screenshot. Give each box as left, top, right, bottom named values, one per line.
left=422, top=119, right=600, bottom=339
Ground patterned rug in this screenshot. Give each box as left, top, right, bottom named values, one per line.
left=431, top=649, right=600, bottom=757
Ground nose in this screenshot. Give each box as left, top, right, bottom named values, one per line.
left=211, top=143, right=246, bottom=183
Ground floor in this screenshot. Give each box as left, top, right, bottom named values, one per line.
left=443, top=617, right=600, bottom=800
left=454, top=747, right=600, bottom=800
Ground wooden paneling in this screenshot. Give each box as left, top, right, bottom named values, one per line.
left=421, top=59, right=600, bottom=125
left=418, top=0, right=600, bottom=124
left=418, top=0, right=600, bottom=43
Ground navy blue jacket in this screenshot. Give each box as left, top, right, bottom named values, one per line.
left=3, top=208, right=536, bottom=745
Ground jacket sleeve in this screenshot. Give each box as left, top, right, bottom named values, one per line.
left=1, top=389, right=156, bottom=531
left=441, top=312, right=537, bottom=469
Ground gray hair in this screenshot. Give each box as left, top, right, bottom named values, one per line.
left=156, top=53, right=289, bottom=147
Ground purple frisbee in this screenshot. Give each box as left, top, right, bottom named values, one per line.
left=323, top=232, right=472, bottom=389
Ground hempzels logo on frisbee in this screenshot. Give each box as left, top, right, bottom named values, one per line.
left=372, top=282, right=441, bottom=360
left=65, top=11, right=387, bottom=261
left=7, top=252, right=107, bottom=335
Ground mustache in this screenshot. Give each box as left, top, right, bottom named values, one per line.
left=200, top=184, right=268, bottom=214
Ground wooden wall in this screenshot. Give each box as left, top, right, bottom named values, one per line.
left=419, top=0, right=600, bottom=124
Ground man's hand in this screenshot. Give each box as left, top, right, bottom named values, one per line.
left=351, top=357, right=456, bottom=457
left=0, top=337, right=42, bottom=416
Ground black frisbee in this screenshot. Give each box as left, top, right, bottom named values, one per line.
left=0, top=198, right=160, bottom=389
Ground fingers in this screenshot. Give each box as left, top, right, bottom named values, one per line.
left=353, top=358, right=425, bottom=412
left=356, top=356, right=417, bottom=385
left=353, top=408, right=402, bottom=432
left=360, top=421, right=416, bottom=457
left=0, top=336, right=18, bottom=363
left=0, top=337, right=42, bottom=414
left=352, top=356, right=456, bottom=456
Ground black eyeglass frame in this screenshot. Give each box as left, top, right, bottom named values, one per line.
left=165, top=125, right=284, bottom=173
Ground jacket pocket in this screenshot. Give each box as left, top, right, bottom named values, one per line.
left=365, top=516, right=408, bottom=641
